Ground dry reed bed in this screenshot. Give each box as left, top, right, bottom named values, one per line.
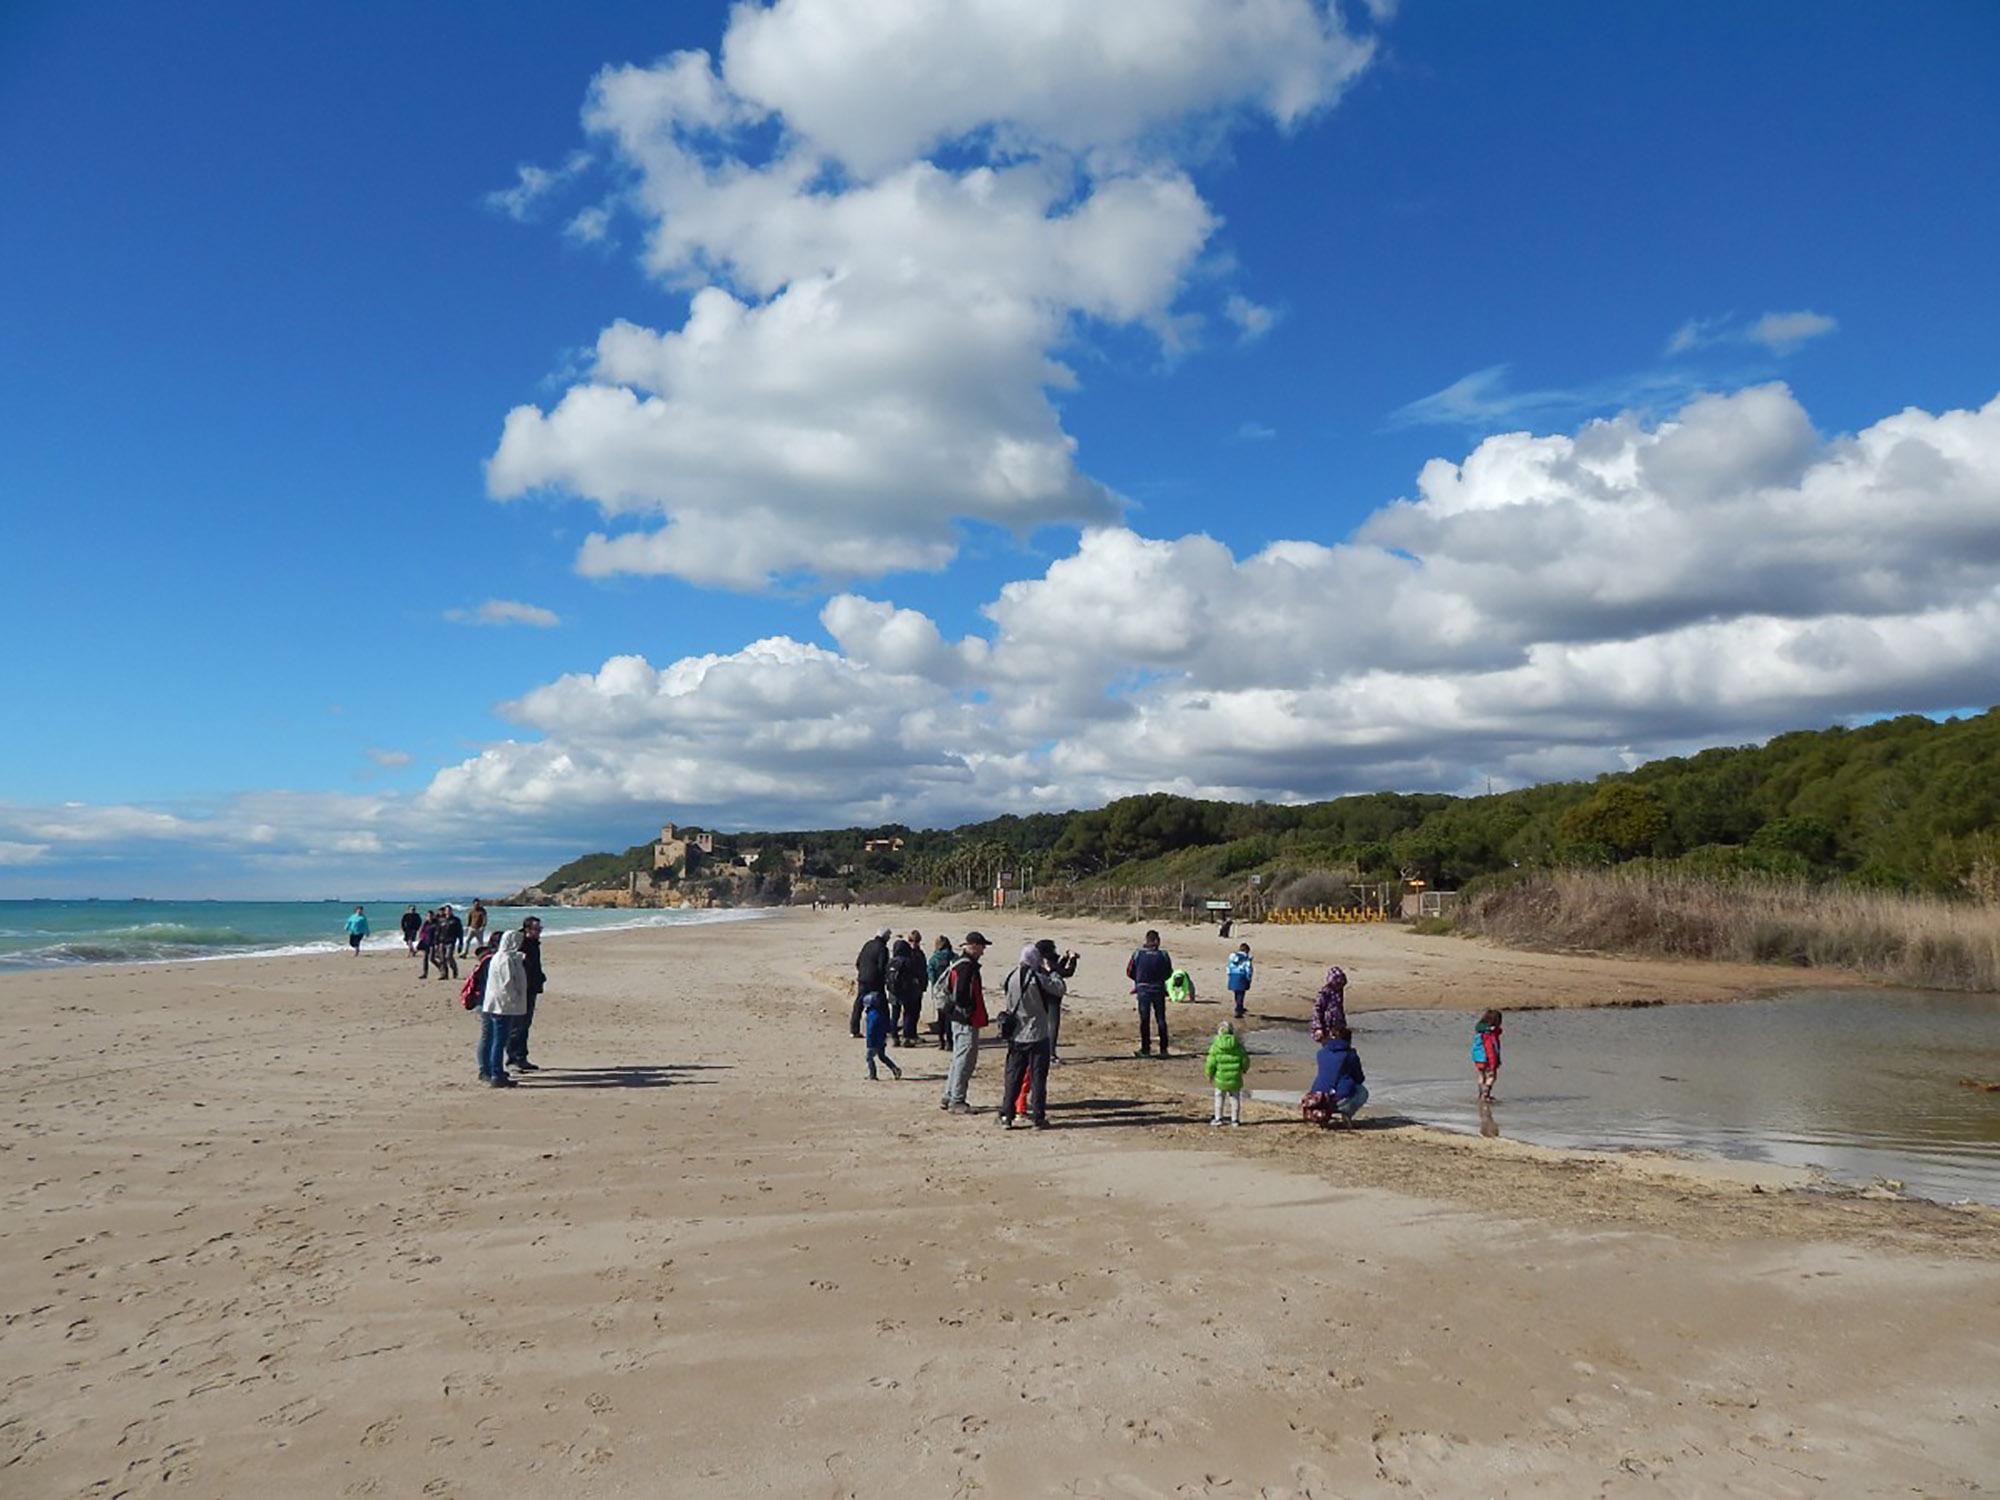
left=1460, top=869, right=2000, bottom=992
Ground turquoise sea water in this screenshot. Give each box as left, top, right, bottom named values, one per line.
left=0, top=899, right=761, bottom=969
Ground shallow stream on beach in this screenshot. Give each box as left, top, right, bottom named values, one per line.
left=1243, top=990, right=2000, bottom=1205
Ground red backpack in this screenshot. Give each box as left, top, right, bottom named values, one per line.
left=459, top=958, right=489, bottom=1010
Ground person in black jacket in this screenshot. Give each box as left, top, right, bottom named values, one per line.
left=852, top=925, right=891, bottom=1037
left=888, top=933, right=928, bottom=1045
left=506, top=915, right=546, bottom=1072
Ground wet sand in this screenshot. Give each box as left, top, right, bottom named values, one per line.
left=1, top=909, right=1994, bottom=1496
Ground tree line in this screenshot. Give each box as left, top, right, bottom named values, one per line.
left=539, top=709, right=2000, bottom=901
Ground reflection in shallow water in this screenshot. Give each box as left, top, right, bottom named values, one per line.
left=1245, top=990, right=2000, bottom=1204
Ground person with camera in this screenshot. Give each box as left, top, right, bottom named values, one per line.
left=996, top=942, right=1064, bottom=1130
left=1033, top=938, right=1079, bottom=1064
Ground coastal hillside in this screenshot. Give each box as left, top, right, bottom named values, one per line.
left=537, top=708, right=2000, bottom=903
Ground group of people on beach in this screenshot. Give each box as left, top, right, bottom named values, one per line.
left=848, top=923, right=1504, bottom=1131
left=852, top=926, right=1079, bottom=1128
left=396, top=900, right=489, bottom=970
left=342, top=902, right=547, bottom=1089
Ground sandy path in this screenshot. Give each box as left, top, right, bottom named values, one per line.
left=0, top=911, right=1993, bottom=1496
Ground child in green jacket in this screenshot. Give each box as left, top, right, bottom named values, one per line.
left=1205, top=1020, right=1249, bottom=1126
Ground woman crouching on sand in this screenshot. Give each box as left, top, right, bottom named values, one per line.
left=1301, top=1025, right=1367, bottom=1128
left=477, top=929, right=530, bottom=1088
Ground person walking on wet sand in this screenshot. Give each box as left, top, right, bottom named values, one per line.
left=400, top=905, right=421, bottom=955
left=344, top=906, right=370, bottom=955
left=1471, top=1009, right=1503, bottom=1101
left=938, top=931, right=989, bottom=1113
left=1127, top=929, right=1173, bottom=1058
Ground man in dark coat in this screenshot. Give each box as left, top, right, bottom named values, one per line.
left=852, top=925, right=891, bottom=1037
left=506, top=916, right=546, bottom=1072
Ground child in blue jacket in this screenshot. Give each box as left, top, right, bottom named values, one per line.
left=1225, top=943, right=1253, bottom=1018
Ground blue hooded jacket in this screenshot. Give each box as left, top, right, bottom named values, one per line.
left=1226, top=951, right=1253, bottom=993
left=1311, top=1038, right=1364, bottom=1102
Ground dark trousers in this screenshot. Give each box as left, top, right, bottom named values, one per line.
left=1137, top=991, right=1169, bottom=1054
left=506, top=991, right=537, bottom=1064
left=850, top=988, right=875, bottom=1036
left=895, top=991, right=923, bottom=1044
left=1001, top=1039, right=1050, bottom=1123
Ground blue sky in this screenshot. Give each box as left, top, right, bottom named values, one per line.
left=2, top=1, right=1997, bottom=896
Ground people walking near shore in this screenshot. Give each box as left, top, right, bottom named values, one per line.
left=430, top=908, right=460, bottom=981
left=853, top=925, right=890, bottom=1038
left=1311, top=965, right=1348, bottom=1041
left=1226, top=943, right=1253, bottom=1018
left=927, top=935, right=956, bottom=1049
left=506, top=916, right=545, bottom=1072
left=400, top=905, right=421, bottom=955
left=1302, top=1025, right=1367, bottom=1128
left=1205, top=1020, right=1249, bottom=1126
left=477, top=928, right=529, bottom=1088
left=938, top=931, right=989, bottom=1113
left=998, top=942, right=1061, bottom=1129
left=461, top=899, right=487, bottom=956
left=1471, top=1009, right=1503, bottom=1101
left=1127, top=929, right=1173, bottom=1058
left=344, top=906, right=369, bottom=955
left=416, top=911, right=437, bottom=977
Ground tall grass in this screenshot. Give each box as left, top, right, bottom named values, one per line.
left=1458, top=868, right=2000, bottom=992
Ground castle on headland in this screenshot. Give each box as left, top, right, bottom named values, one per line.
left=505, top=818, right=814, bottom=909
left=653, top=823, right=714, bottom=874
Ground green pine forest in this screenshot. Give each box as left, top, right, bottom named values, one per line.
left=541, top=708, right=2000, bottom=904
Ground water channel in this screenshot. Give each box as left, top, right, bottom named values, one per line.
left=1242, top=989, right=2000, bottom=1205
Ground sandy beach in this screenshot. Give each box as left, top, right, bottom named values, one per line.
left=2, top=909, right=1995, bottom=1497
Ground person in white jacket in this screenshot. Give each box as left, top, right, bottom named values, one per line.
left=478, top=929, right=530, bottom=1088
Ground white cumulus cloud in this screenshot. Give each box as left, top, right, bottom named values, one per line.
left=486, top=2, right=1367, bottom=589
left=437, top=386, right=2000, bottom=826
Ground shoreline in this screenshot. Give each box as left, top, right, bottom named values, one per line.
left=2, top=907, right=1994, bottom=1494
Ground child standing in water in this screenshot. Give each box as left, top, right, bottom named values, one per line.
left=1204, top=1019, right=1249, bottom=1126
left=1471, top=1009, right=1503, bottom=1101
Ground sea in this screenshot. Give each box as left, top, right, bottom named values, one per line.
left=0, top=898, right=762, bottom=970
